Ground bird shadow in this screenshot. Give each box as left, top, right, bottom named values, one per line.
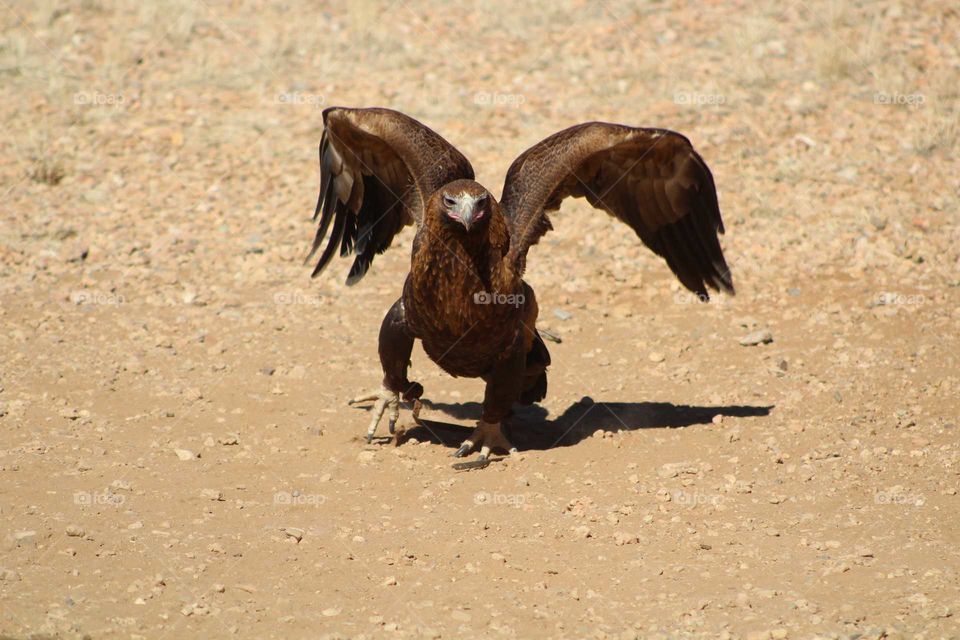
left=366, top=396, right=773, bottom=452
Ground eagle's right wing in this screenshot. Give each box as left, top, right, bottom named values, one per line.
left=307, top=107, right=475, bottom=284
left=500, top=122, right=733, bottom=299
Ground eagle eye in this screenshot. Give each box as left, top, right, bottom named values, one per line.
left=442, top=194, right=457, bottom=208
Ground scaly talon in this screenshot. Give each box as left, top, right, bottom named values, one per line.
left=453, top=419, right=517, bottom=461
left=349, top=387, right=400, bottom=443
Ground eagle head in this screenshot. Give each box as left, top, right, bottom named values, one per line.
left=435, top=180, right=492, bottom=234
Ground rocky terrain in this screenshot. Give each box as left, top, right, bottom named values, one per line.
left=1, top=1, right=958, bottom=638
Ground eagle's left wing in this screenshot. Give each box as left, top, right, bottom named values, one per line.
left=500, top=122, right=733, bottom=299
left=308, top=107, right=475, bottom=284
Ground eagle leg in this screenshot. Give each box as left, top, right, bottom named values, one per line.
left=348, top=298, right=422, bottom=444
left=453, top=332, right=526, bottom=462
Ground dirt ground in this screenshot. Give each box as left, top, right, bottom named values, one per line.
left=2, top=1, right=959, bottom=638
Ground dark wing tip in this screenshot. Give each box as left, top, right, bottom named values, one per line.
left=345, top=254, right=372, bottom=286
left=310, top=204, right=347, bottom=279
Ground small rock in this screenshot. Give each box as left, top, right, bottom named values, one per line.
left=739, top=329, right=773, bottom=346
left=282, top=527, right=304, bottom=543
left=174, top=449, right=197, bottom=461
left=382, top=576, right=397, bottom=586
left=65, top=525, right=85, bottom=537
left=648, top=352, right=665, bottom=363
left=553, top=309, right=573, bottom=321
left=613, top=531, right=639, bottom=546
left=12, top=531, right=37, bottom=544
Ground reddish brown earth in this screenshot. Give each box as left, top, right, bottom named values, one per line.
left=1, top=1, right=958, bottom=638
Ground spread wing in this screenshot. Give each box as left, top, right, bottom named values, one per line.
left=500, top=122, right=733, bottom=299
left=307, top=107, right=475, bottom=284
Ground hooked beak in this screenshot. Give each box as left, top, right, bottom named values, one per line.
left=457, top=207, right=477, bottom=231
left=451, top=199, right=482, bottom=231
left=445, top=191, right=487, bottom=232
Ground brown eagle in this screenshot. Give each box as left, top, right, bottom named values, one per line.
left=307, top=107, right=733, bottom=463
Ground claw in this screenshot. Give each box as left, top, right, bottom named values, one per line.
left=452, top=420, right=517, bottom=463
left=350, top=387, right=399, bottom=443
left=348, top=391, right=381, bottom=405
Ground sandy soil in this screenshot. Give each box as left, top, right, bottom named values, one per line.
left=2, top=1, right=959, bottom=638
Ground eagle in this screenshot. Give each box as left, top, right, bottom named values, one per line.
left=307, top=107, right=733, bottom=464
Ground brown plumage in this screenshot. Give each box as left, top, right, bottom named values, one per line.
left=311, top=107, right=733, bottom=463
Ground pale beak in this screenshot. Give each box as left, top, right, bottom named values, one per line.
left=454, top=201, right=478, bottom=231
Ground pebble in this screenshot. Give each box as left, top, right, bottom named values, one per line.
left=613, top=531, right=639, bottom=545
left=739, top=329, right=774, bottom=346
left=65, top=524, right=85, bottom=537
left=12, top=531, right=37, bottom=544
left=282, top=527, right=304, bottom=543
left=174, top=449, right=198, bottom=461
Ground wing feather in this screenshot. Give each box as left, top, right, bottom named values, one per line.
left=500, top=122, right=733, bottom=299
left=307, top=107, right=474, bottom=284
